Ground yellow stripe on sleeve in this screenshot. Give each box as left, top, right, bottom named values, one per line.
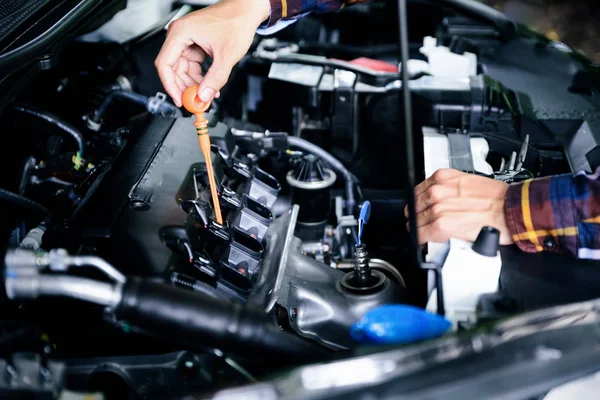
left=521, top=180, right=544, bottom=251
left=513, top=226, right=578, bottom=241
left=583, top=215, right=600, bottom=224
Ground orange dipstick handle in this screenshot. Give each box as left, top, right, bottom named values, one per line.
left=182, top=85, right=223, bottom=225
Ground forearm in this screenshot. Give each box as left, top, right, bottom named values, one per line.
left=264, top=0, right=370, bottom=27
left=505, top=169, right=600, bottom=259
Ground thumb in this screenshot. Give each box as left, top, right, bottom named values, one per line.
left=197, top=57, right=234, bottom=103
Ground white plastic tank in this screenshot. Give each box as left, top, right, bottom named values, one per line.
left=422, top=127, right=494, bottom=178
left=422, top=126, right=495, bottom=307
left=78, top=0, right=176, bottom=43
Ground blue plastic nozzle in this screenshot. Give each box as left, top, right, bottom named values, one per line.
left=357, top=200, right=372, bottom=246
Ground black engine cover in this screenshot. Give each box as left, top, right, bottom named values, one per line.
left=70, top=114, right=232, bottom=276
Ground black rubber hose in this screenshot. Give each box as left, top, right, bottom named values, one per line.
left=0, top=188, right=52, bottom=221
left=92, top=90, right=182, bottom=123
left=13, top=105, right=85, bottom=158
left=170, top=272, right=232, bottom=303
left=287, top=136, right=356, bottom=214
left=0, top=1, right=101, bottom=73
left=116, top=278, right=329, bottom=363
left=93, top=90, right=147, bottom=122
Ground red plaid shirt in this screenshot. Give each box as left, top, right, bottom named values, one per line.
left=506, top=169, right=600, bottom=259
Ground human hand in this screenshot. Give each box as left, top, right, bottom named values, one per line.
left=155, top=0, right=271, bottom=107
left=405, top=169, right=514, bottom=245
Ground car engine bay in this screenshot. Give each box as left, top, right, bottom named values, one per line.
left=2, top=0, right=600, bottom=399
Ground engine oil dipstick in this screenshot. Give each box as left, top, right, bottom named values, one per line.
left=182, top=85, right=223, bottom=224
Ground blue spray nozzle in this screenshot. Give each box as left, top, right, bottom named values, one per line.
left=350, top=304, right=451, bottom=345
left=357, top=201, right=372, bottom=246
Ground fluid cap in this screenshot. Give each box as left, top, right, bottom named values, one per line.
left=472, top=226, right=500, bottom=257
left=182, top=85, right=210, bottom=115
left=350, top=304, right=451, bottom=345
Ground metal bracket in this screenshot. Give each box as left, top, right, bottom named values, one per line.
left=422, top=262, right=445, bottom=316
left=447, top=131, right=475, bottom=172
left=331, top=70, right=359, bottom=161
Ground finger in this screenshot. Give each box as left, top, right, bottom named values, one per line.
left=174, top=74, right=187, bottom=95
left=412, top=178, right=435, bottom=203
left=155, top=35, right=190, bottom=107
left=197, top=56, right=235, bottom=102
left=418, top=211, right=492, bottom=245
left=413, top=169, right=465, bottom=198
left=408, top=170, right=461, bottom=217
left=416, top=197, right=495, bottom=228
left=403, top=201, right=417, bottom=218
left=417, top=208, right=512, bottom=245
left=414, top=173, right=509, bottom=216
left=188, top=62, right=204, bottom=84
left=415, top=184, right=458, bottom=214
left=182, top=45, right=207, bottom=63
left=179, top=72, right=197, bottom=87
left=172, top=59, right=188, bottom=93
left=413, top=177, right=435, bottom=199
left=176, top=59, right=197, bottom=87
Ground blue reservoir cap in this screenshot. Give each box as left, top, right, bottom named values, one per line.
left=350, top=304, right=451, bottom=345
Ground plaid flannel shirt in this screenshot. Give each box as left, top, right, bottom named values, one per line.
left=258, top=0, right=600, bottom=260
left=506, top=168, right=600, bottom=260
left=263, top=0, right=368, bottom=28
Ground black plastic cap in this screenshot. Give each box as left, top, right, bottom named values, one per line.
left=472, top=226, right=500, bottom=257
left=292, top=154, right=329, bottom=182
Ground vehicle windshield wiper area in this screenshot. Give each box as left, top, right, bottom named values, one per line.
left=210, top=297, right=600, bottom=400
